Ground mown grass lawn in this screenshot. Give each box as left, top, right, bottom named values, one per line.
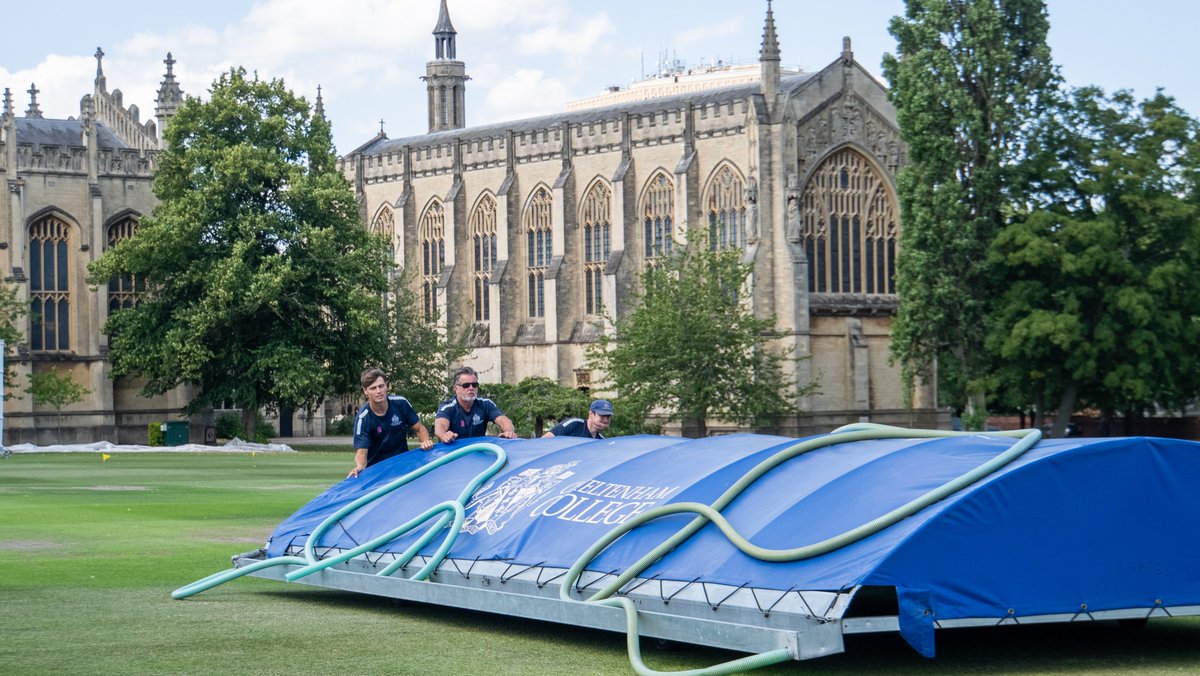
left=1, top=451, right=1197, bottom=675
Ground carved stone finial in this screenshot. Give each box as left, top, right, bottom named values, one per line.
left=94, top=47, right=108, bottom=91
left=2, top=87, right=13, bottom=119
left=842, top=36, right=853, bottom=63
left=314, top=85, right=326, bottom=119
left=760, top=0, right=781, bottom=62
left=25, top=83, right=43, bottom=119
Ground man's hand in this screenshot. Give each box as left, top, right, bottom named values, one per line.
left=419, top=438, right=434, bottom=451
left=348, top=465, right=365, bottom=478
left=498, top=429, right=517, bottom=439
left=438, top=430, right=458, bottom=444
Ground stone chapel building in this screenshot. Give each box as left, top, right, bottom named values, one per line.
left=340, top=1, right=940, bottom=435
left=0, top=51, right=192, bottom=444
left=0, top=2, right=942, bottom=443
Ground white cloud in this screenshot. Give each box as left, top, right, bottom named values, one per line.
left=676, top=17, right=745, bottom=51
left=480, top=68, right=571, bottom=124
left=516, top=14, right=615, bottom=57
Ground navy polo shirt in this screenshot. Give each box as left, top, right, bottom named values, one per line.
left=353, top=396, right=421, bottom=467
left=549, top=418, right=603, bottom=439
left=436, top=396, right=504, bottom=438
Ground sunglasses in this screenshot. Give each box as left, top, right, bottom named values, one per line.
left=457, top=381, right=480, bottom=388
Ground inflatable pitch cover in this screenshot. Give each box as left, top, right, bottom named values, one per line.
left=175, top=425, right=1200, bottom=673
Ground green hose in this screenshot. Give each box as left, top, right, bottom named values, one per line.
left=172, top=441, right=505, bottom=599
left=175, top=426, right=1040, bottom=676
left=561, top=423, right=1041, bottom=675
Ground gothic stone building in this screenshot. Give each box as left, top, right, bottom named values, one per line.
left=341, top=2, right=940, bottom=435
left=0, top=51, right=194, bottom=444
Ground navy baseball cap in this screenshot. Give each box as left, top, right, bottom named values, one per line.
left=590, top=399, right=614, bottom=415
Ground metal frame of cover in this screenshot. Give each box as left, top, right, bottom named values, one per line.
left=239, top=550, right=1200, bottom=663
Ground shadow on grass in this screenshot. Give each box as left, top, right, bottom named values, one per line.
left=250, top=588, right=1200, bottom=674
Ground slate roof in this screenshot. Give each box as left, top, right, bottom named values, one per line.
left=356, top=73, right=817, bottom=157
left=14, top=117, right=128, bottom=150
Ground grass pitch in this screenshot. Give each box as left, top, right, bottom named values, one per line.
left=1, top=451, right=1197, bottom=675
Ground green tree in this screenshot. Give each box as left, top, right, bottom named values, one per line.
left=373, top=271, right=471, bottom=415
left=0, top=282, right=25, bottom=400
left=88, top=68, right=390, bottom=438
left=883, top=0, right=1057, bottom=424
left=26, top=367, right=91, bottom=438
left=587, top=239, right=805, bottom=438
left=987, top=87, right=1200, bottom=436
left=484, top=377, right=589, bottom=437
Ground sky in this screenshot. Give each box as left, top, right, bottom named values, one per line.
left=3, top=1, right=1197, bottom=155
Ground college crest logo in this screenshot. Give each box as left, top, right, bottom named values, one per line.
left=462, top=461, right=580, bottom=535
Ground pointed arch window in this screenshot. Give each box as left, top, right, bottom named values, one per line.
left=642, top=173, right=674, bottom=260
left=705, top=165, right=746, bottom=250
left=371, top=207, right=397, bottom=305
left=106, top=217, right=142, bottom=313
left=799, top=148, right=898, bottom=294
left=419, top=201, right=446, bottom=321
left=581, top=182, right=611, bottom=316
left=30, top=215, right=72, bottom=352
left=470, top=194, right=498, bottom=322
left=525, top=187, right=553, bottom=318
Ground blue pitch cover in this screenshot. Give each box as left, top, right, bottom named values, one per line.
left=265, top=432, right=1200, bottom=654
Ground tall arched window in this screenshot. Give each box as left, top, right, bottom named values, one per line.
left=371, top=206, right=397, bottom=306
left=524, top=187, right=553, bottom=318
left=642, top=172, right=674, bottom=260
left=799, top=148, right=899, bottom=294
left=29, top=215, right=71, bottom=352
left=469, top=194, right=498, bottom=322
left=419, top=201, right=446, bottom=321
left=581, top=182, right=611, bottom=316
left=705, top=165, right=746, bottom=250
left=106, top=217, right=141, bottom=313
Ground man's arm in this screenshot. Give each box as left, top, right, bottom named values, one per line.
left=493, top=414, right=517, bottom=439
left=434, top=416, right=456, bottom=443
left=413, top=422, right=434, bottom=450
left=348, top=448, right=368, bottom=478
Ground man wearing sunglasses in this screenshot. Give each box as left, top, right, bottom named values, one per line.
left=434, top=366, right=518, bottom=443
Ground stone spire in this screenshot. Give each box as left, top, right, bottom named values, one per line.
left=155, top=52, right=185, bottom=137
left=434, top=0, right=457, bottom=59
left=2, top=87, right=13, bottom=121
left=314, top=84, right=326, bottom=119
left=759, top=0, right=781, bottom=104
left=25, top=83, right=43, bottom=118
left=423, top=0, right=469, bottom=132
left=94, top=47, right=107, bottom=93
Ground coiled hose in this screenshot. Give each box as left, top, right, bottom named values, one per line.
left=559, top=423, right=1042, bottom=675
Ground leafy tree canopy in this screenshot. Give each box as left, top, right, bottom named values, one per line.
left=884, top=0, right=1058, bottom=414
left=986, top=86, right=1200, bottom=433
left=88, top=68, right=390, bottom=435
left=587, top=238, right=806, bottom=438
left=372, top=271, right=471, bottom=416
left=483, top=377, right=589, bottom=438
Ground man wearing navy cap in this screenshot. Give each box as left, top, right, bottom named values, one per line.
left=542, top=399, right=613, bottom=439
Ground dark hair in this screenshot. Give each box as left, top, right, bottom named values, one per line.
left=361, top=367, right=387, bottom=390
left=452, top=366, right=478, bottom=387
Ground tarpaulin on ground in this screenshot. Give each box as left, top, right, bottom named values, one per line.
left=265, top=432, right=1200, bottom=635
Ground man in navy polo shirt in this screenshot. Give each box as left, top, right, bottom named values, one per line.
left=349, top=367, right=433, bottom=478
left=434, top=366, right=517, bottom=443
left=542, top=399, right=613, bottom=439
